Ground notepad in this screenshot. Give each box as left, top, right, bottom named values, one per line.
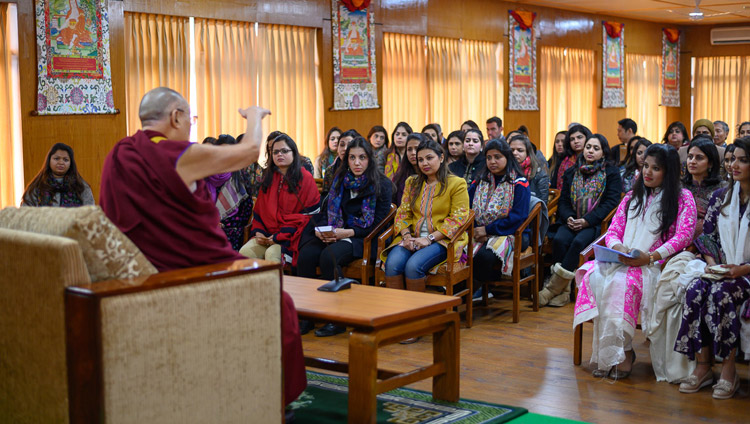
left=593, top=245, right=642, bottom=264
left=314, top=226, right=336, bottom=238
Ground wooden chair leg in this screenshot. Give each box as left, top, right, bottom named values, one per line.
left=466, top=277, right=473, bottom=328
left=512, top=279, right=520, bottom=323
left=532, top=257, right=539, bottom=312
left=574, top=323, right=583, bottom=365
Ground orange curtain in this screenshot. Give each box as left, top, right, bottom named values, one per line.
left=693, top=56, right=750, bottom=139
left=383, top=33, right=428, bottom=134
left=194, top=18, right=257, bottom=142
left=540, top=47, right=596, bottom=158
left=257, top=24, right=322, bottom=162
left=460, top=39, right=502, bottom=132
left=0, top=3, right=21, bottom=207
left=427, top=37, right=461, bottom=134
left=626, top=54, right=666, bottom=144
left=124, top=13, right=190, bottom=135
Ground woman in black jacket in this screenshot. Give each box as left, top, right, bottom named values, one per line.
left=449, top=128, right=485, bottom=184
left=298, top=136, right=393, bottom=336
left=541, top=133, right=623, bottom=307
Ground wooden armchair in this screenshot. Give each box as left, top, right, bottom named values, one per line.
left=375, top=211, right=476, bottom=328
left=315, top=178, right=324, bottom=194
left=476, top=203, right=542, bottom=323
left=341, top=204, right=397, bottom=284
left=547, top=189, right=561, bottom=220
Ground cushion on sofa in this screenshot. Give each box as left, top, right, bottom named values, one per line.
left=0, top=206, right=157, bottom=282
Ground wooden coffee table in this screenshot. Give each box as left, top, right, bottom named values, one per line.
left=284, top=276, right=461, bottom=424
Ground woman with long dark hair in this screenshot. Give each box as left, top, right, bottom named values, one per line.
left=381, top=139, right=470, bottom=298
left=392, top=133, right=424, bottom=206
left=384, top=122, right=413, bottom=179
left=575, top=143, right=696, bottom=380
left=620, top=138, right=652, bottom=193
left=239, top=133, right=320, bottom=266
left=674, top=136, right=750, bottom=399
left=298, top=136, right=393, bottom=337
left=683, top=137, right=723, bottom=233
left=721, top=144, right=736, bottom=181
left=509, top=133, right=549, bottom=202
left=321, top=129, right=360, bottom=197
left=737, top=121, right=750, bottom=138
left=315, top=127, right=341, bottom=179
left=469, top=139, right=531, bottom=295
left=22, top=143, right=94, bottom=207
left=551, top=124, right=592, bottom=190
left=542, top=134, right=622, bottom=307
left=449, top=128, right=485, bottom=184
left=367, top=125, right=390, bottom=173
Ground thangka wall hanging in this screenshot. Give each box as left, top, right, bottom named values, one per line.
left=508, top=10, right=537, bottom=111
left=35, top=0, right=115, bottom=115
left=331, top=0, right=379, bottom=110
left=601, top=21, right=625, bottom=108
left=661, top=28, right=680, bottom=107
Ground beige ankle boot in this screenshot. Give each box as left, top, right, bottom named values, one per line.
left=405, top=276, right=427, bottom=292
left=539, top=263, right=575, bottom=306
left=384, top=275, right=405, bottom=290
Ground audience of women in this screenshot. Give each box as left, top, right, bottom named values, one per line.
left=542, top=134, right=622, bottom=307
left=367, top=125, right=389, bottom=173
left=392, top=133, right=425, bottom=206
left=449, top=128, right=485, bottom=184
left=663, top=121, right=689, bottom=150
left=551, top=124, right=591, bottom=190
left=315, top=127, right=341, bottom=179
left=509, top=134, right=549, bottom=203
left=620, top=138, right=652, bottom=193
left=22, top=142, right=95, bottom=207
left=381, top=139, right=470, bottom=304
left=445, top=130, right=465, bottom=166
left=469, top=139, right=531, bottom=296
left=239, top=134, right=320, bottom=265
left=574, top=144, right=696, bottom=379
left=674, top=136, right=750, bottom=399
left=298, top=136, right=393, bottom=337
left=384, top=122, right=412, bottom=179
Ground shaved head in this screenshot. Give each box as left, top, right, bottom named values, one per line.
left=139, top=87, right=186, bottom=125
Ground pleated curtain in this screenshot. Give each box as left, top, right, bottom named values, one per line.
left=427, top=37, right=462, bottom=133
left=382, top=33, right=428, bottom=134
left=124, top=13, right=190, bottom=135
left=693, top=56, right=750, bottom=139
left=0, top=3, right=21, bottom=207
left=459, top=39, right=502, bottom=133
left=540, top=46, right=596, bottom=158
left=626, top=53, right=666, bottom=144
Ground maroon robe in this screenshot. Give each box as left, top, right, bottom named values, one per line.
left=101, top=129, right=306, bottom=405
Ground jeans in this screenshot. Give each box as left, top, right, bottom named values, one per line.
left=384, top=243, right=447, bottom=279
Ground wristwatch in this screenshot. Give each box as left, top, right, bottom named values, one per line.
left=427, top=233, right=436, bottom=243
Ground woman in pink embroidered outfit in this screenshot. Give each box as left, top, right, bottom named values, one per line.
left=573, top=144, right=696, bottom=379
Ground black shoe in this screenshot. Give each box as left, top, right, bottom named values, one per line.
left=399, top=336, right=422, bottom=344
left=315, top=323, right=346, bottom=337
left=299, top=319, right=314, bottom=335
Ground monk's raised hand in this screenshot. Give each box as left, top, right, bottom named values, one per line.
left=238, top=106, right=271, bottom=120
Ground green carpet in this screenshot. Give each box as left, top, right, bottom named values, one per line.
left=290, top=371, right=528, bottom=423
left=508, top=413, right=588, bottom=423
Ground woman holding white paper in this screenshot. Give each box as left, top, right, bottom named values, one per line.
left=574, top=144, right=697, bottom=379
left=674, top=136, right=750, bottom=399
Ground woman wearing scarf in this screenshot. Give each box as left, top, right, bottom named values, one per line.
left=674, top=136, right=750, bottom=399
left=575, top=144, right=696, bottom=380
left=298, top=136, right=393, bottom=337
left=367, top=125, right=390, bottom=173
left=22, top=143, right=94, bottom=207
left=542, top=134, right=622, bottom=307
left=384, top=122, right=413, bottom=180
left=448, top=128, right=485, bottom=185
left=469, top=139, right=531, bottom=298
left=239, top=134, right=320, bottom=266
left=315, top=127, right=341, bottom=179
left=321, top=129, right=360, bottom=198
left=392, top=133, right=424, bottom=206
left=509, top=133, right=549, bottom=203
left=550, top=124, right=591, bottom=190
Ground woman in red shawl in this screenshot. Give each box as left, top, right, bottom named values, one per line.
left=239, top=133, right=320, bottom=267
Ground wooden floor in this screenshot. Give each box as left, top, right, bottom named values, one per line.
left=300, top=293, right=748, bottom=423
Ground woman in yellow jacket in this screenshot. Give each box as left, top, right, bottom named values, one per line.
left=382, top=138, right=471, bottom=293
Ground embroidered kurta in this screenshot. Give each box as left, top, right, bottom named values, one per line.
left=381, top=175, right=470, bottom=268
left=384, top=151, right=400, bottom=180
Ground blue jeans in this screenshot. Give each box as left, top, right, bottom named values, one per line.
left=384, top=243, right=448, bottom=279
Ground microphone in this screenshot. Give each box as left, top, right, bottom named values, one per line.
left=317, top=237, right=356, bottom=292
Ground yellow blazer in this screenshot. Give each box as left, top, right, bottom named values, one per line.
left=381, top=174, right=470, bottom=265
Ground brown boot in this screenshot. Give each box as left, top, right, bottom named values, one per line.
left=405, top=276, right=427, bottom=292
left=384, top=275, right=405, bottom=290
left=539, top=263, right=575, bottom=306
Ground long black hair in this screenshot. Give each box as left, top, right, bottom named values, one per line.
left=575, top=133, right=612, bottom=167
left=23, top=143, right=87, bottom=201
left=444, top=130, right=465, bottom=159
left=322, top=126, right=342, bottom=156
left=625, top=144, right=682, bottom=241
left=393, top=133, right=424, bottom=188
left=367, top=125, right=389, bottom=149
left=408, top=139, right=449, bottom=210
left=549, top=130, right=567, bottom=174
left=331, top=136, right=383, bottom=197
left=623, top=138, right=652, bottom=175
left=721, top=137, right=750, bottom=222
left=387, top=121, right=413, bottom=157
left=464, top=128, right=485, bottom=150
left=477, top=139, right=524, bottom=183
left=564, top=124, right=593, bottom=158
left=508, top=134, right=543, bottom=179
left=260, top=133, right=303, bottom=194
left=682, top=136, right=721, bottom=187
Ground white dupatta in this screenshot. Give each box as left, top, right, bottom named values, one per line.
left=585, top=190, right=664, bottom=370
left=717, top=182, right=750, bottom=265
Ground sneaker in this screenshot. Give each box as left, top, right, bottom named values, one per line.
left=472, top=287, right=494, bottom=302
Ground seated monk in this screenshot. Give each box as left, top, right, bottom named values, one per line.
left=99, top=87, right=306, bottom=408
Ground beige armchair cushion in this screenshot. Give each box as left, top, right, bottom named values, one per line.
left=0, top=206, right=157, bottom=282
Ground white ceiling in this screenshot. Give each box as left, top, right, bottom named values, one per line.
left=513, top=0, right=750, bottom=24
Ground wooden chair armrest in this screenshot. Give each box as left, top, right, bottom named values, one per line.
left=579, top=234, right=606, bottom=266
left=375, top=225, right=394, bottom=269
left=600, top=207, right=618, bottom=236
left=513, top=203, right=541, bottom=256
left=363, top=204, right=397, bottom=245
left=445, top=210, right=475, bottom=246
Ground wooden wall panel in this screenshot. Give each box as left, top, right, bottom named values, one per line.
left=14, top=0, right=750, bottom=201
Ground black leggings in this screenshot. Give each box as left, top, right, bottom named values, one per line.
left=297, top=238, right=358, bottom=280
left=552, top=225, right=599, bottom=272
left=473, top=233, right=530, bottom=282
